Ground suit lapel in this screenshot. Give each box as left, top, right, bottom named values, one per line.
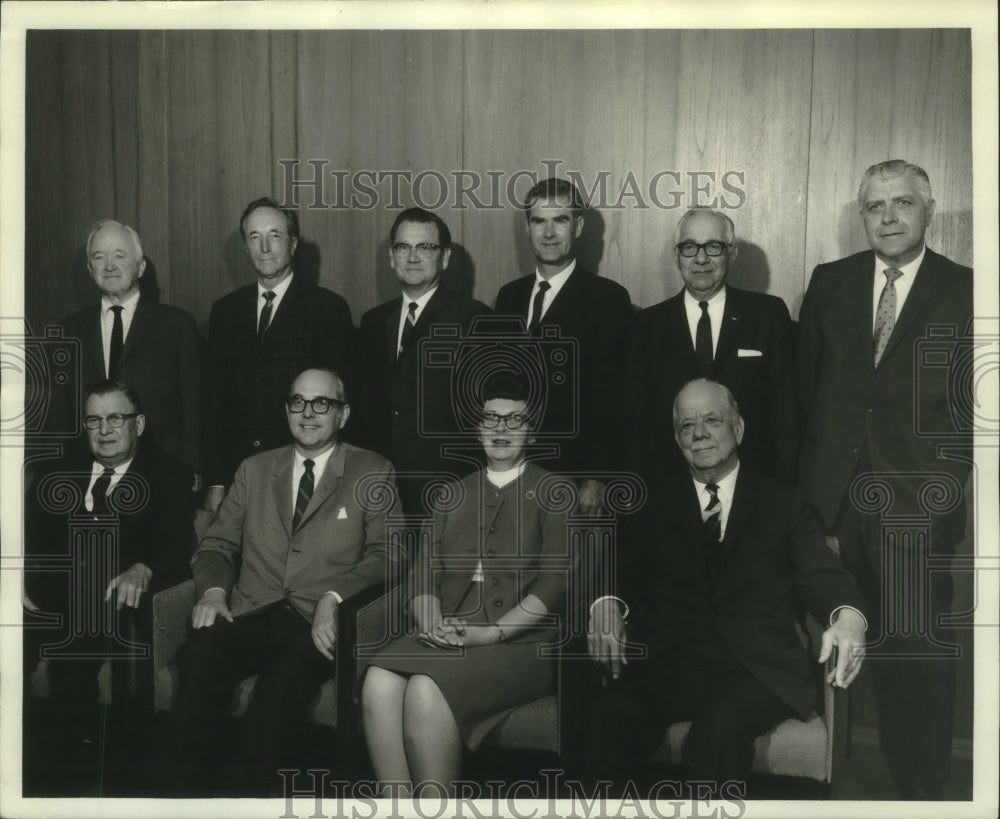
left=258, top=277, right=299, bottom=356
left=296, top=445, right=345, bottom=531
left=714, top=288, right=741, bottom=373
left=539, top=267, right=585, bottom=326
left=398, top=288, right=447, bottom=360
left=720, top=468, right=756, bottom=563
left=384, top=298, right=403, bottom=364
left=665, top=293, right=699, bottom=368
left=852, top=252, right=877, bottom=373
left=82, top=306, right=106, bottom=377
left=272, top=447, right=295, bottom=537
left=119, top=296, right=153, bottom=378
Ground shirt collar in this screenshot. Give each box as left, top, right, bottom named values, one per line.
left=100, top=289, right=141, bottom=315
left=258, top=272, right=294, bottom=300
left=534, top=259, right=576, bottom=288
left=875, top=245, right=925, bottom=279
left=683, top=284, right=727, bottom=308
left=402, top=284, right=439, bottom=312
left=294, top=443, right=336, bottom=475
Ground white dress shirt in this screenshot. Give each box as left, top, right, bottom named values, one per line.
left=257, top=273, right=294, bottom=327
left=870, top=246, right=924, bottom=330
left=396, top=285, right=439, bottom=353
left=85, top=457, right=135, bottom=512
left=527, top=260, right=576, bottom=326
left=683, top=286, right=726, bottom=357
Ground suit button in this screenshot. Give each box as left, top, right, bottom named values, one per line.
left=254, top=373, right=262, bottom=382
left=867, top=407, right=873, bottom=413
left=252, top=440, right=261, bottom=448
left=489, top=526, right=498, bottom=534
left=393, top=410, right=399, bottom=416
left=492, top=577, right=501, bottom=586
left=493, top=599, right=503, bottom=608
left=487, top=550, right=495, bottom=557
left=852, top=447, right=859, bottom=454
left=283, top=588, right=292, bottom=595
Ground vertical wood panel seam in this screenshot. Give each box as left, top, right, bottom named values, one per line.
left=800, top=29, right=818, bottom=310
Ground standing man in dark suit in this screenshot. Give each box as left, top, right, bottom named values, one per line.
left=357, top=207, right=491, bottom=516
left=60, top=220, right=202, bottom=479
left=175, top=368, right=399, bottom=795
left=797, top=160, right=974, bottom=800
left=24, top=380, right=195, bottom=748
left=625, top=208, right=797, bottom=481
left=202, top=197, right=355, bottom=514
left=589, top=379, right=866, bottom=796
left=494, top=178, right=633, bottom=514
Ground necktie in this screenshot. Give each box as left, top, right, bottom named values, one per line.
left=695, top=301, right=713, bottom=375
left=873, top=268, right=902, bottom=366
left=398, top=301, right=418, bottom=358
left=257, top=290, right=276, bottom=345
left=701, top=482, right=722, bottom=577
left=108, top=305, right=124, bottom=378
left=292, top=459, right=314, bottom=532
left=528, top=281, right=551, bottom=336
left=91, top=467, right=115, bottom=515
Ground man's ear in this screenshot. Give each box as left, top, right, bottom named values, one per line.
left=338, top=405, right=351, bottom=430
left=733, top=415, right=745, bottom=445
left=135, top=413, right=146, bottom=437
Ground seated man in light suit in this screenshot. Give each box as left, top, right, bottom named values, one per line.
left=174, top=367, right=400, bottom=796
left=588, top=379, right=867, bottom=797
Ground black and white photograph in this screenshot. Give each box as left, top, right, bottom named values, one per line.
left=1, top=2, right=997, bottom=817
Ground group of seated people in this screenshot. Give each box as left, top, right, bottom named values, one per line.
left=21, top=158, right=972, bottom=802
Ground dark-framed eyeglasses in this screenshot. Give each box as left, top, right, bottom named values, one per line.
left=83, top=413, right=139, bottom=430
left=481, top=411, right=529, bottom=430
left=286, top=395, right=348, bottom=414
left=676, top=241, right=733, bottom=258
left=391, top=242, right=442, bottom=259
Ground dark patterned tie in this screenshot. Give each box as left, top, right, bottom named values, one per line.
left=695, top=301, right=713, bottom=375
left=91, top=467, right=115, bottom=515
left=398, top=301, right=418, bottom=359
left=528, top=281, right=551, bottom=336
left=257, top=290, right=276, bottom=345
left=702, top=481, right=722, bottom=578
left=292, top=459, right=314, bottom=532
left=873, top=268, right=902, bottom=366
left=108, top=305, right=124, bottom=379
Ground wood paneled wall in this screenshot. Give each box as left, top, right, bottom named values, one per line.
left=22, top=29, right=975, bottom=738
left=25, top=29, right=972, bottom=334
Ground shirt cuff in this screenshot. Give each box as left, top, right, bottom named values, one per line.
left=830, top=605, right=868, bottom=631
left=322, top=590, right=343, bottom=604
left=590, top=595, right=630, bottom=621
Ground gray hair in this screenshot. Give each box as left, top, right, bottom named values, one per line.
left=672, top=378, right=741, bottom=428
left=672, top=208, right=736, bottom=247
left=857, top=160, right=933, bottom=209
left=86, top=219, right=144, bottom=261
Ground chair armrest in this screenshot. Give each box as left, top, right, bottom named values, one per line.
left=152, top=579, right=197, bottom=674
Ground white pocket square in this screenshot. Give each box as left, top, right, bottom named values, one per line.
left=337, top=507, right=348, bottom=520
left=737, top=349, right=763, bottom=358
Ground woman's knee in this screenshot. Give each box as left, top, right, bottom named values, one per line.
left=362, top=666, right=406, bottom=715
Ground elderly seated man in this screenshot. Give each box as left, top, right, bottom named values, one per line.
left=588, top=378, right=867, bottom=797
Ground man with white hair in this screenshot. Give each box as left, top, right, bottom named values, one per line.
left=61, top=219, right=203, bottom=479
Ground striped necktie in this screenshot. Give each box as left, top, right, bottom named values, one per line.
left=292, top=459, right=314, bottom=532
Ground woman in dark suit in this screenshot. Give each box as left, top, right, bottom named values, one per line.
left=361, top=371, right=568, bottom=796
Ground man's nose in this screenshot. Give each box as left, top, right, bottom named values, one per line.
left=99, top=418, right=114, bottom=433
left=881, top=204, right=898, bottom=224
left=692, top=419, right=708, bottom=438
left=301, top=402, right=316, bottom=418
left=406, top=244, right=420, bottom=261
left=260, top=235, right=272, bottom=252
left=543, top=221, right=556, bottom=237
left=694, top=246, right=710, bottom=262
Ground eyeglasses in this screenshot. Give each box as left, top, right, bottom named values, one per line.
left=83, top=413, right=139, bottom=430
left=676, top=241, right=733, bottom=258
left=391, top=242, right=442, bottom=259
left=286, top=395, right=348, bottom=414
left=481, top=411, right=529, bottom=430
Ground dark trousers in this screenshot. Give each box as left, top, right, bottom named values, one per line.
left=174, top=601, right=335, bottom=795
left=837, top=491, right=960, bottom=798
left=594, top=653, right=794, bottom=794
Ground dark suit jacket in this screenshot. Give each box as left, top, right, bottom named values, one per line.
left=25, top=445, right=197, bottom=613
left=796, top=248, right=973, bottom=537
left=193, top=442, right=400, bottom=620
left=60, top=296, right=203, bottom=473
left=356, top=288, right=491, bottom=514
left=625, top=285, right=797, bottom=480
left=203, top=276, right=355, bottom=487
left=623, top=467, right=865, bottom=719
left=494, top=267, right=633, bottom=475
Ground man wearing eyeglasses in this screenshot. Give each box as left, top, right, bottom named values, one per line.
left=202, top=197, right=355, bottom=517
left=23, top=380, right=195, bottom=765
left=356, top=207, right=490, bottom=517
left=624, top=207, right=797, bottom=481
left=175, top=367, right=400, bottom=796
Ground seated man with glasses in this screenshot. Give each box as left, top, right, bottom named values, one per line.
left=23, top=379, right=195, bottom=786
left=174, top=367, right=401, bottom=796
left=623, top=207, right=798, bottom=482
left=356, top=206, right=490, bottom=517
